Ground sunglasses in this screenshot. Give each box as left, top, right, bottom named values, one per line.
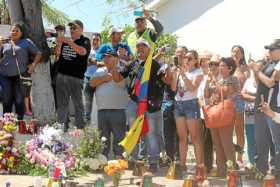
left=70, top=26, right=77, bottom=31
left=185, top=56, right=194, bottom=61
left=209, top=62, right=219, bottom=67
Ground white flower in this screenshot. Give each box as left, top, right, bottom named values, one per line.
left=101, top=137, right=107, bottom=142
left=108, top=160, right=118, bottom=165
left=30, top=158, right=35, bottom=164
left=88, top=158, right=100, bottom=170
left=122, top=152, right=128, bottom=159
left=26, top=154, right=31, bottom=159
left=97, top=154, right=107, bottom=165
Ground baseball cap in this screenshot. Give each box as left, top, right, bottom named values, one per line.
left=135, top=16, right=146, bottom=21
left=68, top=20, right=84, bottom=29
left=136, top=39, right=150, bottom=48
left=109, top=27, right=123, bottom=36
left=264, top=39, right=280, bottom=51
left=96, top=45, right=117, bottom=61
left=104, top=49, right=118, bottom=57
left=54, top=24, right=65, bottom=31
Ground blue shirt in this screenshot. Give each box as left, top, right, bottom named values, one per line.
left=95, top=43, right=132, bottom=61
left=0, top=39, right=40, bottom=76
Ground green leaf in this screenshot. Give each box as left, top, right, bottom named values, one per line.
left=41, top=1, right=71, bottom=26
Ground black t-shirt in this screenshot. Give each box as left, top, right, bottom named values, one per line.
left=121, top=59, right=165, bottom=113
left=255, top=61, right=279, bottom=112
left=57, top=35, right=91, bottom=79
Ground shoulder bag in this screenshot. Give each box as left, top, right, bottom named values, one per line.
left=202, top=88, right=235, bottom=128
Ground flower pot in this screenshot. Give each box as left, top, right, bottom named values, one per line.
left=112, top=171, right=121, bottom=187
left=133, top=160, right=146, bottom=176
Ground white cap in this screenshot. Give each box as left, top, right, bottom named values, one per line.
left=109, top=27, right=123, bottom=36
left=136, top=39, right=150, bottom=48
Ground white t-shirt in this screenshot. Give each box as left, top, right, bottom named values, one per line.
left=175, top=68, right=203, bottom=101
left=92, top=67, right=129, bottom=110
left=242, top=76, right=257, bottom=124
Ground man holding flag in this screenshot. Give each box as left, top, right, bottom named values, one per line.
left=112, top=39, right=168, bottom=172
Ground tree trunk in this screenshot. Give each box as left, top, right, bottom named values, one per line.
left=7, top=0, right=56, bottom=124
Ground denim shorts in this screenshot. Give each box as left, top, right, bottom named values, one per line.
left=235, top=98, right=245, bottom=113
left=174, top=99, right=200, bottom=120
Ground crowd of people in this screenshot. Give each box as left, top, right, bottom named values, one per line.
left=1, top=9, right=280, bottom=180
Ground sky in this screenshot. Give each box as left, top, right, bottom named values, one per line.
left=49, top=0, right=137, bottom=32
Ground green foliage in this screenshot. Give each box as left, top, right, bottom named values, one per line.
left=42, top=1, right=71, bottom=26
left=155, top=33, right=177, bottom=57
left=15, top=143, right=48, bottom=176
left=78, top=127, right=104, bottom=158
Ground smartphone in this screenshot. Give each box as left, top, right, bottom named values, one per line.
left=64, top=27, right=71, bottom=38
left=174, top=56, right=179, bottom=66
left=50, top=33, right=58, bottom=37
left=133, top=10, right=144, bottom=17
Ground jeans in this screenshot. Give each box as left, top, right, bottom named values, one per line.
left=83, top=76, right=95, bottom=121
left=174, top=99, right=200, bottom=119
left=145, top=110, right=164, bottom=164
left=0, top=75, right=24, bottom=119
left=126, top=100, right=164, bottom=164
left=245, top=123, right=257, bottom=165
left=255, top=112, right=276, bottom=174
left=98, top=109, right=126, bottom=157
left=162, top=102, right=178, bottom=161
left=56, top=73, right=85, bottom=129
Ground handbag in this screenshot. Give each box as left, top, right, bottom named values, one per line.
left=202, top=89, right=235, bottom=128
left=12, top=43, right=32, bottom=88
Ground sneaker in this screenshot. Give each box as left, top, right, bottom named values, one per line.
left=25, top=111, right=32, bottom=116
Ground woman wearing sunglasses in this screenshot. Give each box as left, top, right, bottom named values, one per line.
left=171, top=50, right=204, bottom=179
left=204, top=57, right=238, bottom=177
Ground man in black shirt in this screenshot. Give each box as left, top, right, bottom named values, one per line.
left=249, top=39, right=280, bottom=175
left=55, top=20, right=91, bottom=131
left=112, top=39, right=168, bottom=172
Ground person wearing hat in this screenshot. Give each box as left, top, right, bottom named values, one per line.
left=248, top=39, right=280, bottom=175
left=90, top=48, right=128, bottom=158
left=96, top=27, right=132, bottom=63
left=112, top=39, right=169, bottom=172
left=55, top=19, right=91, bottom=132
left=127, top=9, right=163, bottom=55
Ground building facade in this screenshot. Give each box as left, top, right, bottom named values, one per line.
left=146, top=0, right=280, bottom=59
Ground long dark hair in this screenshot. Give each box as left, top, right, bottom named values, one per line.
left=221, top=57, right=236, bottom=75
left=11, top=23, right=27, bottom=39
left=231, top=45, right=246, bottom=65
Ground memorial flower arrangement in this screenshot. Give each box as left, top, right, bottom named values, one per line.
left=76, top=127, right=107, bottom=171
left=24, top=125, right=76, bottom=172
left=104, top=160, right=128, bottom=187
left=0, top=113, right=20, bottom=174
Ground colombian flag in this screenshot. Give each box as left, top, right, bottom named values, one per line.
left=119, top=48, right=153, bottom=154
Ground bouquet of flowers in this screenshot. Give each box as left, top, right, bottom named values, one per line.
left=0, top=113, right=20, bottom=174
left=104, top=160, right=128, bottom=187
left=77, top=127, right=107, bottom=171
left=26, top=125, right=76, bottom=170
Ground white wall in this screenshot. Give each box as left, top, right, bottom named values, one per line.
left=150, top=0, right=280, bottom=59
left=150, top=0, right=223, bottom=33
